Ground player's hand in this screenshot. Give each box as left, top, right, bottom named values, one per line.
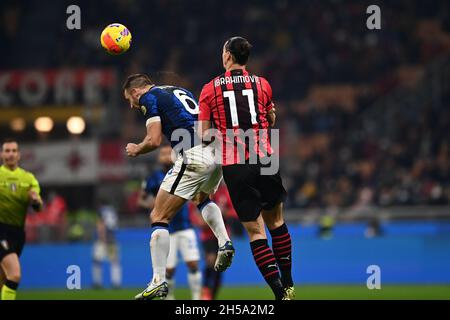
left=126, top=143, right=140, bottom=157
left=29, top=190, right=40, bottom=202
left=29, top=190, right=43, bottom=211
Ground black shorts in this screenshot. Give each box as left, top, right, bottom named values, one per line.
left=222, top=163, right=287, bottom=222
left=0, top=223, right=26, bottom=261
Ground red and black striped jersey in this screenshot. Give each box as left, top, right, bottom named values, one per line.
left=199, top=69, right=274, bottom=166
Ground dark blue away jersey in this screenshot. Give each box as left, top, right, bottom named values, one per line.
left=142, top=169, right=192, bottom=233
left=138, top=85, right=199, bottom=149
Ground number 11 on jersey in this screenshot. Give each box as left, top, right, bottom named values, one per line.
left=223, top=89, right=258, bottom=126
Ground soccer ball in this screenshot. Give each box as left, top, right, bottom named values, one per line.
left=100, top=23, right=132, bottom=55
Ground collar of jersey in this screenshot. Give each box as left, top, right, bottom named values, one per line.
left=0, top=165, right=19, bottom=172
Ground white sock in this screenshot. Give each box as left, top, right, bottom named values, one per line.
left=150, top=227, right=170, bottom=285
left=92, top=262, right=102, bottom=286
left=166, top=278, right=175, bottom=300
left=111, top=262, right=122, bottom=287
left=188, top=270, right=202, bottom=300
left=199, top=201, right=230, bottom=247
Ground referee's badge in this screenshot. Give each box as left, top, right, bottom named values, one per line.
left=1, top=240, right=9, bottom=251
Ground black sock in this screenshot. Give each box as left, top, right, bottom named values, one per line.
left=203, top=266, right=214, bottom=288
left=270, top=223, right=293, bottom=288
left=5, top=280, right=19, bottom=290
left=250, top=239, right=284, bottom=300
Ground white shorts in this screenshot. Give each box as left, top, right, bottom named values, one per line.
left=92, top=241, right=119, bottom=262
left=166, top=228, right=200, bottom=269
left=160, top=144, right=222, bottom=200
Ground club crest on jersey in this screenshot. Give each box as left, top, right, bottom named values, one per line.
left=10, top=183, right=17, bottom=192
left=1, top=240, right=9, bottom=251
left=140, top=105, right=147, bottom=115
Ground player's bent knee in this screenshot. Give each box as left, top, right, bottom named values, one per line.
left=265, top=216, right=285, bottom=230
left=186, top=261, right=199, bottom=272
left=262, top=203, right=285, bottom=229
left=191, top=192, right=209, bottom=207
left=7, top=271, right=21, bottom=283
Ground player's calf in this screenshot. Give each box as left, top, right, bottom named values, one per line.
left=269, top=223, right=293, bottom=289
left=263, top=203, right=294, bottom=291
left=243, top=218, right=284, bottom=300
left=250, top=238, right=284, bottom=300
left=1, top=256, right=21, bottom=300
left=151, top=188, right=186, bottom=224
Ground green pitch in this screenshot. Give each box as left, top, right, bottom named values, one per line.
left=17, top=285, right=450, bottom=300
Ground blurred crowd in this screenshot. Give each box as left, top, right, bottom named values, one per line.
left=281, top=96, right=450, bottom=209
left=1, top=0, right=449, bottom=209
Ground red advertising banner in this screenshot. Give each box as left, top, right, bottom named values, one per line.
left=0, top=69, right=117, bottom=107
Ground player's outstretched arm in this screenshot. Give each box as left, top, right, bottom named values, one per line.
left=29, top=175, right=43, bottom=211
left=126, top=121, right=162, bottom=157
left=29, top=190, right=43, bottom=211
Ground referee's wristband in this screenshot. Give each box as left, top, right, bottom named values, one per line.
left=31, top=201, right=42, bottom=211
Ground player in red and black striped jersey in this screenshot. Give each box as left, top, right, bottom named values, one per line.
left=198, top=37, right=294, bottom=300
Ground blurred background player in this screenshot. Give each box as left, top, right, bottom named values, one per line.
left=197, top=182, right=240, bottom=300
left=138, top=144, right=202, bottom=300
left=0, top=139, right=43, bottom=300
left=92, top=199, right=122, bottom=289
left=199, top=37, right=294, bottom=300
left=123, top=74, right=233, bottom=300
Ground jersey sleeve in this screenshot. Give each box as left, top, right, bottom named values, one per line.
left=261, top=77, right=274, bottom=111
left=198, top=82, right=212, bottom=121
left=140, top=92, right=161, bottom=127
left=29, top=173, right=41, bottom=195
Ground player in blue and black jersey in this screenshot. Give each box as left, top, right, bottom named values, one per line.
left=123, top=74, right=233, bottom=300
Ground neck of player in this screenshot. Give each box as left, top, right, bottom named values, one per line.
left=226, top=64, right=246, bottom=72
left=136, top=84, right=155, bottom=101
left=3, top=163, right=18, bottom=171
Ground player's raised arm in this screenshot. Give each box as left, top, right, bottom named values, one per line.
left=261, top=77, right=276, bottom=127
left=122, top=74, right=162, bottom=157
left=126, top=120, right=162, bottom=157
